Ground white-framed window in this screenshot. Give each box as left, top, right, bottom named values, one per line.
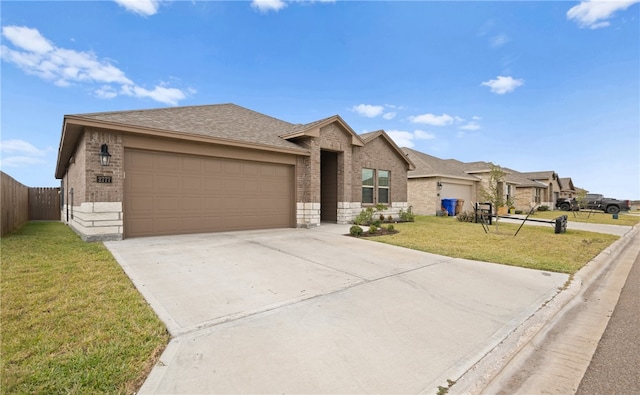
left=362, top=168, right=390, bottom=205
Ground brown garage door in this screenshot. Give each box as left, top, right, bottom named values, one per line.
left=124, top=149, right=294, bottom=238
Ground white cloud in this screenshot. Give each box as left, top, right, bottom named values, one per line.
left=460, top=122, right=481, bottom=131
left=1, top=25, right=189, bottom=105
left=252, top=0, right=288, bottom=12
left=567, top=0, right=640, bottom=29
left=386, top=129, right=435, bottom=148
left=409, top=113, right=454, bottom=126
left=414, top=130, right=436, bottom=140
left=472, top=116, right=482, bottom=120
left=490, top=34, right=510, bottom=48
left=114, top=0, right=161, bottom=16
left=382, top=112, right=396, bottom=120
left=481, top=75, right=524, bottom=94
left=0, top=156, right=47, bottom=168
left=1, top=139, right=49, bottom=156
left=386, top=130, right=415, bottom=148
left=121, top=84, right=187, bottom=105
left=352, top=104, right=385, bottom=118
left=0, top=140, right=52, bottom=168
left=252, top=0, right=335, bottom=12
left=1, top=25, right=54, bottom=53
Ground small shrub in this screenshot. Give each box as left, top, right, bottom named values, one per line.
left=387, top=215, right=393, bottom=222
left=349, top=225, right=363, bottom=237
left=368, top=225, right=377, bottom=234
left=372, top=220, right=381, bottom=227
left=354, top=207, right=374, bottom=225
left=386, top=224, right=395, bottom=231
left=399, top=209, right=415, bottom=222
left=456, top=211, right=475, bottom=222
left=515, top=210, right=523, bottom=214
left=538, top=205, right=550, bottom=212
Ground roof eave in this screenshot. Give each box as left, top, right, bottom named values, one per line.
left=55, top=117, right=310, bottom=179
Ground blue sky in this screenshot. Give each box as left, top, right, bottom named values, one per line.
left=1, top=0, right=639, bottom=199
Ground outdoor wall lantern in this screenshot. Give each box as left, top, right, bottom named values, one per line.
left=437, top=181, right=443, bottom=189
left=99, top=144, right=111, bottom=166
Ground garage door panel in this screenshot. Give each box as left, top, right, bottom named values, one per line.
left=182, top=157, right=201, bottom=172
left=157, top=176, right=180, bottom=193
left=224, top=161, right=242, bottom=175
left=125, top=149, right=293, bottom=237
left=155, top=196, right=180, bottom=211
left=182, top=176, right=202, bottom=192
left=157, top=155, right=180, bottom=172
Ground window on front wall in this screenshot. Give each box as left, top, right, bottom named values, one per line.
left=362, top=168, right=390, bottom=205
left=362, top=168, right=374, bottom=204
left=378, top=170, right=389, bottom=204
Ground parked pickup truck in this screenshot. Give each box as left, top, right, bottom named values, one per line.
left=556, top=194, right=631, bottom=214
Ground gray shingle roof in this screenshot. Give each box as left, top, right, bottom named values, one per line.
left=521, top=171, right=557, bottom=180
left=403, top=148, right=479, bottom=180
left=68, top=103, right=306, bottom=152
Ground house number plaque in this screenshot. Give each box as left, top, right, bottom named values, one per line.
left=96, top=175, right=113, bottom=183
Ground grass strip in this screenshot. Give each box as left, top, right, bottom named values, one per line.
left=1, top=222, right=169, bottom=394
left=373, top=216, right=619, bottom=274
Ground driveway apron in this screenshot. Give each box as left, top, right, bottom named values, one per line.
left=105, top=225, right=568, bottom=394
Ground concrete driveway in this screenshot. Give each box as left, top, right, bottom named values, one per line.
left=105, top=224, right=568, bottom=394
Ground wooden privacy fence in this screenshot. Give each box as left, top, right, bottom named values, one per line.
left=1, top=171, right=60, bottom=237
left=29, top=187, right=61, bottom=221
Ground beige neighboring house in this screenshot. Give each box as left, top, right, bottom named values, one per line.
left=403, top=148, right=480, bottom=215
left=462, top=161, right=520, bottom=214
left=520, top=171, right=561, bottom=208
left=510, top=173, right=548, bottom=212
left=54, top=103, right=414, bottom=241
left=404, top=149, right=553, bottom=215
left=559, top=177, right=577, bottom=198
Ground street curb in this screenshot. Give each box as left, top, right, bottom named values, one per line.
left=448, top=224, right=640, bottom=395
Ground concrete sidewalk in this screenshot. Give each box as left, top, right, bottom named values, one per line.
left=497, top=215, right=633, bottom=236
left=106, top=224, right=568, bottom=394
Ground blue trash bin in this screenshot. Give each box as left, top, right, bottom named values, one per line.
left=442, top=198, right=458, bottom=216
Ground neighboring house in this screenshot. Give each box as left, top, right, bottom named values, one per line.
left=54, top=103, right=414, bottom=241
left=509, top=173, right=548, bottom=212
left=403, top=148, right=479, bottom=215
left=559, top=177, right=577, bottom=199
left=521, top=171, right=561, bottom=208
left=403, top=149, right=551, bottom=215
left=462, top=161, right=521, bottom=214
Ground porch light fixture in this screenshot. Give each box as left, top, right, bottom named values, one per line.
left=437, top=181, right=443, bottom=189
left=99, top=144, right=111, bottom=166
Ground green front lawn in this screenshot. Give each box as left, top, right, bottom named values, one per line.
left=1, top=222, right=169, bottom=394
left=372, top=216, right=619, bottom=274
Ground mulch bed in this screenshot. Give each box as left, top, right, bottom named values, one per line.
left=347, top=227, right=400, bottom=238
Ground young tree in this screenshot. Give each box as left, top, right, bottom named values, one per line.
left=479, top=163, right=514, bottom=232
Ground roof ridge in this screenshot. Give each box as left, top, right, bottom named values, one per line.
left=67, top=103, right=237, bottom=118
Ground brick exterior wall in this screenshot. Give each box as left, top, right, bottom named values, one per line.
left=351, top=137, right=408, bottom=203
left=408, top=178, right=439, bottom=215
left=61, top=128, right=124, bottom=241
left=349, top=135, right=409, bottom=221
left=514, top=187, right=539, bottom=212
left=294, top=126, right=410, bottom=227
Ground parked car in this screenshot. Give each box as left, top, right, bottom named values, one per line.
left=556, top=194, right=631, bottom=214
